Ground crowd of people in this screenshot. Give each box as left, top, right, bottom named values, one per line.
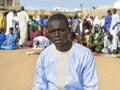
left=0, top=5, right=120, bottom=90
left=68, top=8, right=120, bottom=55
left=0, top=6, right=51, bottom=50
left=0, top=7, right=120, bottom=54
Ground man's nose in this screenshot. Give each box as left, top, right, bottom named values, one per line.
left=55, top=30, right=60, bottom=37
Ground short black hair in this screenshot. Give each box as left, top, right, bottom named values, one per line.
left=21, top=6, right=25, bottom=11
left=113, top=8, right=117, bottom=12
left=47, top=13, right=69, bottom=28
left=107, top=10, right=111, bottom=13
left=9, top=27, right=14, bottom=31
left=13, top=10, right=16, bottom=14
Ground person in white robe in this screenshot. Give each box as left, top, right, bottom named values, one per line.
left=32, top=13, right=98, bottom=90
left=102, top=32, right=118, bottom=54
left=6, top=11, right=14, bottom=35
left=13, top=10, right=19, bottom=34
left=110, top=8, right=120, bottom=36
left=17, top=6, right=29, bottom=47
left=6, top=10, right=18, bottom=35
left=33, top=36, right=50, bottom=49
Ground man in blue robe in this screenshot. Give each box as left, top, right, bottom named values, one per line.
left=1, top=27, right=18, bottom=50
left=32, top=14, right=98, bottom=90
left=104, top=10, right=112, bottom=32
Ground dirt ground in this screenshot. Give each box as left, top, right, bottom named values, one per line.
left=0, top=48, right=120, bottom=90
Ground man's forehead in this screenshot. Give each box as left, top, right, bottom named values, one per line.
left=48, top=20, right=66, bottom=26
left=48, top=19, right=65, bottom=24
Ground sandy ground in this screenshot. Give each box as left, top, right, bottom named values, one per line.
left=0, top=48, right=120, bottom=90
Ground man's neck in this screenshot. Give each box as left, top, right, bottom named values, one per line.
left=56, top=40, right=72, bottom=52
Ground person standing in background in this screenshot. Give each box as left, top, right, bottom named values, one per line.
left=6, top=10, right=14, bottom=35
left=110, top=8, right=120, bottom=36
left=104, top=10, right=112, bottom=33
left=17, top=6, right=29, bottom=47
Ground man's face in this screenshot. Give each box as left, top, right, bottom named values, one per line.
left=109, top=11, right=112, bottom=15
left=9, top=29, right=13, bottom=34
left=47, top=20, right=69, bottom=48
left=95, top=27, right=99, bottom=33
left=112, top=9, right=116, bottom=14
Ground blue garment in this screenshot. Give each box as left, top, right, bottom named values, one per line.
left=0, top=32, right=6, bottom=48
left=32, top=43, right=98, bottom=90
left=38, top=18, right=44, bottom=29
left=1, top=33, right=18, bottom=50
left=43, top=19, right=48, bottom=28
left=104, top=15, right=112, bottom=32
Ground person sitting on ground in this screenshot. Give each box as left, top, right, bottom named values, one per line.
left=28, top=26, right=41, bottom=47
left=0, top=28, right=6, bottom=48
left=89, top=24, right=104, bottom=53
left=1, top=27, right=18, bottom=50
left=102, top=32, right=118, bottom=54
left=32, top=13, right=98, bottom=90
left=33, top=36, right=50, bottom=49
left=31, top=19, right=39, bottom=30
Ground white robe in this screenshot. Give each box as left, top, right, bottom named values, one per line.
left=102, top=35, right=118, bottom=53
left=6, top=12, right=14, bottom=35
left=93, top=16, right=101, bottom=26
left=32, top=43, right=98, bottom=90
left=17, top=11, right=29, bottom=45
left=110, top=14, right=120, bottom=36
left=33, top=36, right=50, bottom=49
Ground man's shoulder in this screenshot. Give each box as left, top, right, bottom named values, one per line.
left=17, top=11, right=28, bottom=15
left=70, top=43, right=94, bottom=60
left=73, top=43, right=92, bottom=53
left=40, top=44, right=54, bottom=54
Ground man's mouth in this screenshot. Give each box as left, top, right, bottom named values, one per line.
left=55, top=39, right=62, bottom=43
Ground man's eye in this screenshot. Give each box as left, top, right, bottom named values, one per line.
left=59, top=29, right=65, bottom=32
left=48, top=30, right=55, bottom=33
